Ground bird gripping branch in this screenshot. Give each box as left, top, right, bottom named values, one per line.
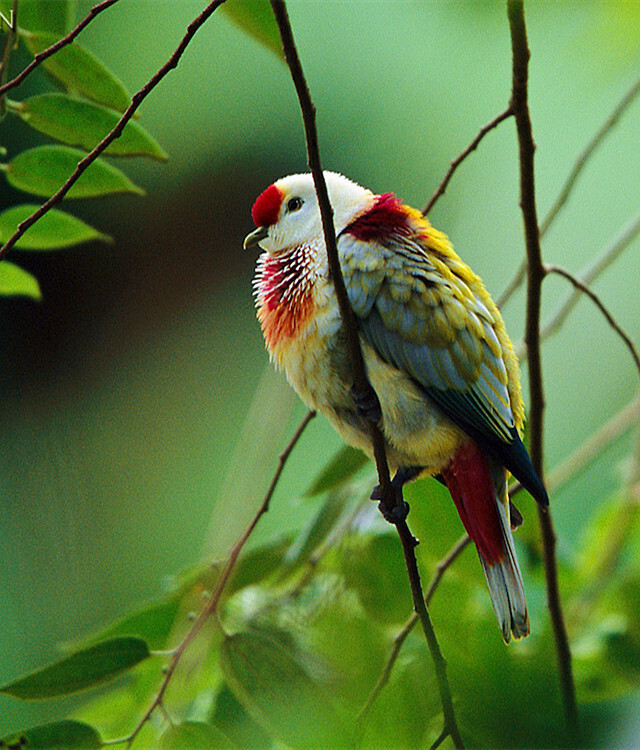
left=244, top=171, right=549, bottom=642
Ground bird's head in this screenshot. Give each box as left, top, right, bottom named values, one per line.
left=244, top=172, right=375, bottom=255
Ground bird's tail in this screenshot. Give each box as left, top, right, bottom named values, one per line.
left=442, top=440, right=529, bottom=643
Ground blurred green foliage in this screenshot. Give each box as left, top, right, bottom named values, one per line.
left=1, top=0, right=640, bottom=747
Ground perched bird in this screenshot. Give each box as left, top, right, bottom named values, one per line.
left=244, top=171, right=548, bottom=642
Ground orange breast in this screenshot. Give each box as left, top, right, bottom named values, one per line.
left=256, top=251, right=315, bottom=352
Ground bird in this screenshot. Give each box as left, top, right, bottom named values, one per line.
left=244, top=171, right=549, bottom=643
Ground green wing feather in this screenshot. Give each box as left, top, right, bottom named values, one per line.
left=340, top=232, right=516, bottom=445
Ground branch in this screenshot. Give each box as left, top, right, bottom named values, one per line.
left=0, top=0, right=123, bottom=98
left=269, top=2, right=463, bottom=746
left=498, top=71, right=640, bottom=309
left=0, top=0, right=226, bottom=262
left=0, top=0, right=18, bottom=92
left=507, top=0, right=579, bottom=737
left=422, top=106, right=513, bottom=216
left=267, top=0, right=392, bottom=497
left=359, top=533, right=471, bottom=721
left=545, top=264, right=640, bottom=378
left=123, top=409, right=316, bottom=746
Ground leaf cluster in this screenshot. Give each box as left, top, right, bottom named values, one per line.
left=0, top=0, right=165, bottom=299
left=2, top=438, right=640, bottom=747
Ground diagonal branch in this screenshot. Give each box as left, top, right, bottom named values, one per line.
left=0, top=0, right=226, bottom=262
left=507, top=0, right=579, bottom=737
left=547, top=396, right=640, bottom=495
left=269, top=2, right=463, bottom=747
left=545, top=264, right=640, bottom=378
left=422, top=106, right=513, bottom=216
left=0, top=0, right=123, bottom=99
left=122, top=409, right=316, bottom=747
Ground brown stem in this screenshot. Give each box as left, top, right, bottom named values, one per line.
left=507, top=0, right=579, bottom=737
left=0, top=0, right=226, bottom=262
left=545, top=264, right=640, bottom=378
left=498, top=71, right=640, bottom=310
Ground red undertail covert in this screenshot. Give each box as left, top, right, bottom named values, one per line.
left=441, top=440, right=505, bottom=565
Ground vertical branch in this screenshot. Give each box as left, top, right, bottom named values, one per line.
left=267, top=0, right=392, bottom=497
left=269, top=2, right=463, bottom=746
left=507, top=0, right=579, bottom=736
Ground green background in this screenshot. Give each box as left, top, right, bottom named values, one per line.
left=1, top=0, right=639, bottom=742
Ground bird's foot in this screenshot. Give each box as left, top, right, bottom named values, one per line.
left=377, top=497, right=410, bottom=524
left=351, top=383, right=382, bottom=424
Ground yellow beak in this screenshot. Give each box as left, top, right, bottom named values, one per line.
left=243, top=226, right=269, bottom=249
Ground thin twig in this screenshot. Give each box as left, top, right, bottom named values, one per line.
left=422, top=106, right=513, bottom=216
left=0, top=0, right=122, bottom=98
left=569, top=405, right=640, bottom=628
left=498, top=71, right=640, bottom=308
left=125, top=409, right=316, bottom=747
left=512, top=209, right=640, bottom=361
left=507, top=0, right=579, bottom=737
left=545, top=264, right=640, bottom=378
left=269, top=2, right=463, bottom=746
left=0, top=0, right=226, bottom=262
left=359, top=533, right=471, bottom=721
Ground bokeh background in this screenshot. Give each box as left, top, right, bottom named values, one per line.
left=1, top=0, right=640, bottom=739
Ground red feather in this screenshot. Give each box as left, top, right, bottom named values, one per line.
left=257, top=250, right=314, bottom=350
left=252, top=183, right=283, bottom=227
left=345, top=193, right=413, bottom=242
left=441, top=440, right=505, bottom=565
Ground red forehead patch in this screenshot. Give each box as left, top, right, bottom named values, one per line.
left=252, top=183, right=283, bottom=227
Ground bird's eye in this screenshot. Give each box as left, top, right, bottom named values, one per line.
left=287, top=197, right=303, bottom=213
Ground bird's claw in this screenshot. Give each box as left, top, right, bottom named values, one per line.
left=378, top=498, right=410, bottom=524
left=351, top=383, right=382, bottom=424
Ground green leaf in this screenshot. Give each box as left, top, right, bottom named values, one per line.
left=13, top=94, right=167, bottom=160
left=2, top=0, right=73, bottom=35
left=0, top=261, right=41, bottom=300
left=5, top=146, right=145, bottom=198
left=221, top=0, right=283, bottom=60
left=160, top=722, right=231, bottom=750
left=0, top=636, right=150, bottom=699
left=0, top=204, right=110, bottom=250
left=220, top=629, right=353, bottom=748
left=0, top=720, right=101, bottom=749
left=21, top=32, right=132, bottom=112
left=305, top=445, right=369, bottom=497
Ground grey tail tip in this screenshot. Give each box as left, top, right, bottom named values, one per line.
left=502, top=611, right=530, bottom=644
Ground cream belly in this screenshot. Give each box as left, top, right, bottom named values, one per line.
left=271, top=300, right=466, bottom=474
